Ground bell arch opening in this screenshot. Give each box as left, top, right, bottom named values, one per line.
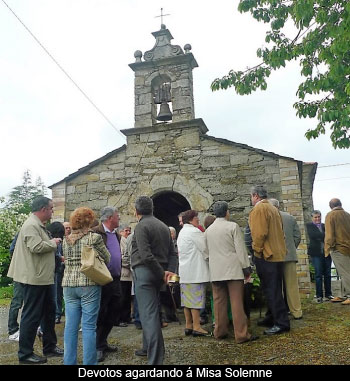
left=151, top=74, right=173, bottom=124
left=152, top=191, right=191, bottom=233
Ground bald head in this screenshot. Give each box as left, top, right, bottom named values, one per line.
left=329, top=198, right=342, bottom=209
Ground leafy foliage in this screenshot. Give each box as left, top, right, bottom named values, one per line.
left=0, top=170, right=47, bottom=286
left=211, top=0, right=350, bottom=149
left=0, top=200, right=27, bottom=286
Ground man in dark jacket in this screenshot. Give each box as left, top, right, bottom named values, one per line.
left=93, top=206, right=122, bottom=362
left=306, top=210, right=333, bottom=303
left=131, top=196, right=177, bottom=365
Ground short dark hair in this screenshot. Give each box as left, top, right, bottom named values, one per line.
left=135, top=196, right=153, bottom=216
left=213, top=201, right=228, bottom=218
left=181, top=210, right=198, bottom=224
left=47, top=221, right=65, bottom=239
left=31, top=196, right=51, bottom=212
left=251, top=185, right=267, bottom=199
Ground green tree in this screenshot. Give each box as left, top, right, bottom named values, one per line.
left=6, top=169, right=47, bottom=214
left=211, top=0, right=350, bottom=149
left=0, top=171, right=47, bottom=286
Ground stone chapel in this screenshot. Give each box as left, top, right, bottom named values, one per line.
left=50, top=25, right=317, bottom=296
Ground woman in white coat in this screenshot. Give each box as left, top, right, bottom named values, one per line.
left=177, top=210, right=210, bottom=337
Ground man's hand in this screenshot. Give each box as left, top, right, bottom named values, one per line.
left=163, top=271, right=176, bottom=284
left=52, top=238, right=62, bottom=246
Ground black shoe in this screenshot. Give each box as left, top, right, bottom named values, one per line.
left=104, top=345, right=118, bottom=353
left=135, top=349, right=147, bottom=357
left=55, top=317, right=61, bottom=324
left=134, top=323, right=142, bottom=330
left=238, top=335, right=260, bottom=344
left=19, top=353, right=47, bottom=364
left=44, top=346, right=64, bottom=357
left=184, top=328, right=193, bottom=336
left=192, top=330, right=212, bottom=337
left=97, top=350, right=105, bottom=362
left=257, top=318, right=274, bottom=327
left=118, top=322, right=128, bottom=327
left=264, top=325, right=290, bottom=336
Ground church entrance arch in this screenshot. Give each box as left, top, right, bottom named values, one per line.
left=152, top=191, right=191, bottom=233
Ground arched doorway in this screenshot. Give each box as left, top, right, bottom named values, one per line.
left=152, top=191, right=191, bottom=233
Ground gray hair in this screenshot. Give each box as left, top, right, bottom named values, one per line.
left=269, top=198, right=280, bottom=208
left=118, top=224, right=131, bottom=232
left=311, top=210, right=321, bottom=216
left=135, top=196, right=153, bottom=216
left=250, top=185, right=268, bottom=199
left=169, top=226, right=176, bottom=238
left=213, top=201, right=228, bottom=218
left=31, top=196, right=52, bottom=212
left=100, top=206, right=118, bottom=222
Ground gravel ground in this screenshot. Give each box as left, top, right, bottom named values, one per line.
left=1, top=296, right=350, bottom=366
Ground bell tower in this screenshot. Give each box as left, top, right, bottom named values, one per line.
left=128, top=24, right=198, bottom=128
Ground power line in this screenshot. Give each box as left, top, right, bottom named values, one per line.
left=1, top=0, right=126, bottom=140
left=316, top=177, right=350, bottom=181
left=318, top=163, right=350, bottom=168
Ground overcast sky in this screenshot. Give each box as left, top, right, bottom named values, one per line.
left=1, top=0, right=349, bottom=219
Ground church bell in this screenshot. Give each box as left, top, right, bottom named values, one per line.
left=156, top=101, right=172, bottom=121
left=155, top=82, right=172, bottom=122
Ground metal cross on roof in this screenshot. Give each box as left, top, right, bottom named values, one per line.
left=155, top=8, right=170, bottom=26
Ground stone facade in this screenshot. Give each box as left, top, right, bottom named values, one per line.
left=50, top=25, right=316, bottom=297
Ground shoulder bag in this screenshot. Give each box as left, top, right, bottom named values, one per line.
left=80, top=232, right=113, bottom=286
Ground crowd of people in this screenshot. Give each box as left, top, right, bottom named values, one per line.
left=5, top=186, right=350, bottom=365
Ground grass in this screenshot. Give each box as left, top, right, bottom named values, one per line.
left=0, top=285, right=13, bottom=301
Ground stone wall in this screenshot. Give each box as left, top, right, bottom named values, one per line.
left=279, top=158, right=311, bottom=297
left=51, top=123, right=314, bottom=296
left=51, top=182, right=66, bottom=222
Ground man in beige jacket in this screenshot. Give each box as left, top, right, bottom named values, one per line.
left=249, top=186, right=290, bottom=335
left=325, top=198, right=350, bottom=305
left=8, top=196, right=63, bottom=364
left=205, top=201, right=258, bottom=343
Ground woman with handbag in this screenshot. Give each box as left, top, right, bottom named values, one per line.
left=62, top=207, right=111, bottom=365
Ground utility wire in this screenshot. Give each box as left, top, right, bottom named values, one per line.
left=1, top=0, right=126, bottom=140
left=316, top=177, right=350, bottom=181
left=318, top=163, right=350, bottom=168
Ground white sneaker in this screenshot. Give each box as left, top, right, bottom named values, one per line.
left=9, top=330, right=20, bottom=341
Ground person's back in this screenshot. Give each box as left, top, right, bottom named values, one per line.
left=132, top=214, right=177, bottom=275
left=280, top=211, right=301, bottom=261
left=205, top=218, right=250, bottom=282
left=249, top=199, right=286, bottom=261
left=325, top=207, right=350, bottom=255
left=131, top=196, right=176, bottom=365
left=324, top=199, right=350, bottom=305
